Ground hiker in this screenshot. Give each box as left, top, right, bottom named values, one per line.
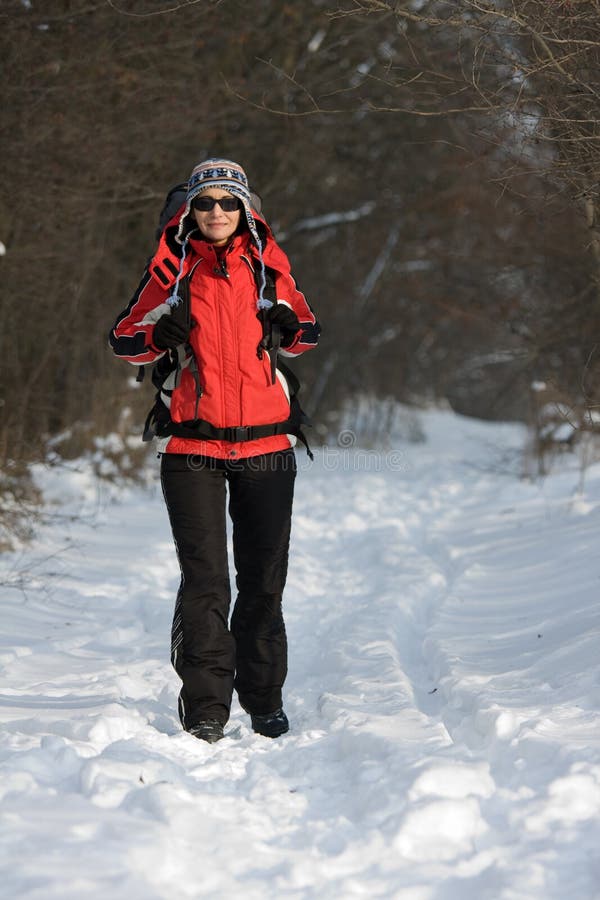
left=109, top=159, right=320, bottom=743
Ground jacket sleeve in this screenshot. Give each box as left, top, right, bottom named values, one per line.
left=108, top=269, right=171, bottom=365
left=266, top=244, right=320, bottom=359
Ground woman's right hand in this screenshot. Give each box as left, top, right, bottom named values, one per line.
left=152, top=313, right=191, bottom=350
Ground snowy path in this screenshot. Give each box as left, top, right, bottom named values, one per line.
left=1, top=411, right=600, bottom=899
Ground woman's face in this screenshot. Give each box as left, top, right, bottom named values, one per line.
left=193, top=190, right=242, bottom=245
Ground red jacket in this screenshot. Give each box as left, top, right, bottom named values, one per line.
left=110, top=215, right=319, bottom=459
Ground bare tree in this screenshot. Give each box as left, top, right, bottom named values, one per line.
left=241, top=0, right=600, bottom=440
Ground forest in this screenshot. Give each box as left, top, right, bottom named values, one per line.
left=2, top=0, right=600, bottom=533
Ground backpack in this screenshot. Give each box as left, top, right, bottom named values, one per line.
left=138, top=183, right=313, bottom=458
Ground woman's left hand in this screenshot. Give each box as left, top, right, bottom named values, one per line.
left=266, top=304, right=300, bottom=346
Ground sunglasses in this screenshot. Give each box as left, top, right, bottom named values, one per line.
left=192, top=196, right=242, bottom=212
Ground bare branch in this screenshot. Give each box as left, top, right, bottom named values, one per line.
left=105, top=0, right=223, bottom=17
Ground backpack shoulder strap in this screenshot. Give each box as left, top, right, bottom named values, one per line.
left=155, top=182, right=188, bottom=239
left=252, top=259, right=280, bottom=384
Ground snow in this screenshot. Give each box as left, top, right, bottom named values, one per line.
left=307, top=29, right=326, bottom=54
left=276, top=203, right=375, bottom=242
left=1, top=408, right=600, bottom=898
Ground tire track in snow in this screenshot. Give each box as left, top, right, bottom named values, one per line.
left=288, top=465, right=453, bottom=738
left=274, top=460, right=500, bottom=889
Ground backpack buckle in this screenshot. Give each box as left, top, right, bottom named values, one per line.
left=232, top=426, right=251, bottom=442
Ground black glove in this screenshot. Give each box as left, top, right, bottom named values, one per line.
left=152, top=313, right=191, bottom=350
left=267, top=304, right=300, bottom=347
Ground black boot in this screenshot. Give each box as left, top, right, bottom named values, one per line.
left=251, top=708, right=289, bottom=738
left=188, top=720, right=224, bottom=744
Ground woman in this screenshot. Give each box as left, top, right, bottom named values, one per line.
left=109, top=158, right=320, bottom=742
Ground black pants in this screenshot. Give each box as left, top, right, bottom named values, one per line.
left=160, top=449, right=296, bottom=729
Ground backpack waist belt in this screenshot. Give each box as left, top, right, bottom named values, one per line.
left=145, top=396, right=313, bottom=458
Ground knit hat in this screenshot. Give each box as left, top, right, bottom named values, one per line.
left=175, top=158, right=255, bottom=244
left=172, top=157, right=270, bottom=310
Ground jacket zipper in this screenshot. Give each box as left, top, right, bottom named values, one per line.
left=214, top=254, right=229, bottom=279
left=213, top=250, right=241, bottom=433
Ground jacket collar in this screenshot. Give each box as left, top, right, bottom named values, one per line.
left=149, top=210, right=272, bottom=289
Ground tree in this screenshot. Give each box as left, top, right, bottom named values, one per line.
left=309, top=1, right=600, bottom=431
left=2, top=0, right=599, bottom=522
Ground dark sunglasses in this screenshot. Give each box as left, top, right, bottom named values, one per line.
left=192, top=196, right=242, bottom=212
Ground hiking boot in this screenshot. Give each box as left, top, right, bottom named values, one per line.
left=250, top=708, right=289, bottom=738
left=188, top=720, right=224, bottom=744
